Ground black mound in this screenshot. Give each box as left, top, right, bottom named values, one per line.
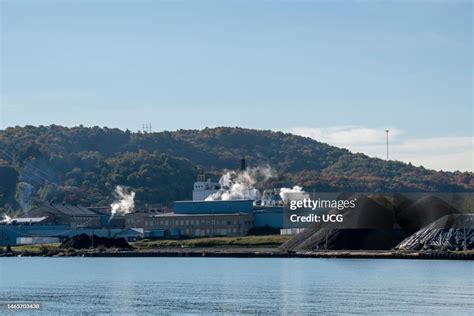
left=293, top=229, right=407, bottom=251
left=396, top=214, right=474, bottom=251
left=281, top=195, right=407, bottom=251
left=397, top=196, right=460, bottom=232
left=60, top=234, right=133, bottom=250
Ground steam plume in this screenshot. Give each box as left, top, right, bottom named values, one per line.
left=17, top=182, right=33, bottom=214
left=1, top=214, right=13, bottom=224
left=205, top=166, right=275, bottom=201
left=279, top=186, right=308, bottom=202
left=110, top=186, right=135, bottom=220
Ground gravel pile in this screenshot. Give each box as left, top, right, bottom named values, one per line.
left=280, top=195, right=407, bottom=251
left=396, top=196, right=460, bottom=233
left=396, top=214, right=474, bottom=251
left=281, top=194, right=464, bottom=251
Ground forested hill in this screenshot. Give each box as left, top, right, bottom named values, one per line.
left=0, top=125, right=472, bottom=211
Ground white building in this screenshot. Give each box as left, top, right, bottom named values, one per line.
left=192, top=176, right=220, bottom=201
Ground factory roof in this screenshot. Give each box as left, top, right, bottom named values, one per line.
left=87, top=207, right=111, bottom=215
left=174, top=199, right=253, bottom=203
left=46, top=204, right=98, bottom=216
left=113, top=228, right=144, bottom=238
left=11, top=216, right=48, bottom=224
left=150, top=212, right=251, bottom=218
left=130, top=209, right=164, bottom=214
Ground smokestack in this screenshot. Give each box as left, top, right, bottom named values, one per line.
left=240, top=158, right=246, bottom=171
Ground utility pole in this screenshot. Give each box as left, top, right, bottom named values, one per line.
left=385, top=129, right=389, bottom=160
left=142, top=123, right=152, bottom=133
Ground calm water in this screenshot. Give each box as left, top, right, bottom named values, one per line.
left=0, top=258, right=472, bottom=315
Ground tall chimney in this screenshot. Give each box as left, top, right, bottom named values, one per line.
left=240, top=158, right=246, bottom=171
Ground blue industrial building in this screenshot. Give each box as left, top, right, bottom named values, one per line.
left=172, top=199, right=284, bottom=229
left=173, top=200, right=254, bottom=214
left=253, top=207, right=284, bottom=228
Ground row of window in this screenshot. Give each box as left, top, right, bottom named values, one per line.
left=72, top=216, right=96, bottom=221
left=148, top=219, right=251, bottom=227
left=182, top=227, right=240, bottom=236
left=128, top=218, right=254, bottom=228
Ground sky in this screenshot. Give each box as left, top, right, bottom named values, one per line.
left=0, top=0, right=472, bottom=172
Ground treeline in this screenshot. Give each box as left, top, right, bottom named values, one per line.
left=0, top=125, right=472, bottom=212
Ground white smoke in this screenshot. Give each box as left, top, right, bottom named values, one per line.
left=17, top=182, right=33, bottom=214
left=1, top=214, right=13, bottom=224
left=279, top=186, right=308, bottom=202
left=110, top=186, right=135, bottom=219
left=205, top=166, right=275, bottom=201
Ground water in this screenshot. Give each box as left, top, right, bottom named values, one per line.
left=0, top=258, right=472, bottom=315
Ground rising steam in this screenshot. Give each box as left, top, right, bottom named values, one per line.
left=279, top=186, right=308, bottom=202
left=205, top=166, right=275, bottom=201
left=1, top=214, right=13, bottom=224
left=110, top=186, right=135, bottom=220
left=16, top=182, right=33, bottom=214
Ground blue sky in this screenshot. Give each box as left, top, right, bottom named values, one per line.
left=1, top=1, right=472, bottom=171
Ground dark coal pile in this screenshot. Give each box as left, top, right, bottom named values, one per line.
left=60, top=234, right=133, bottom=250
left=396, top=196, right=460, bottom=233
left=281, top=195, right=408, bottom=251
left=290, top=228, right=407, bottom=251
left=280, top=194, right=466, bottom=251
left=396, top=214, right=474, bottom=251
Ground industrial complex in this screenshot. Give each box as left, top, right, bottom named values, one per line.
left=0, top=160, right=293, bottom=246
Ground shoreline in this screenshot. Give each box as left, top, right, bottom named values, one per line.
left=1, top=247, right=473, bottom=260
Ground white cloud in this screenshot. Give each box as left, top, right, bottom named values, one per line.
left=289, top=126, right=403, bottom=146
left=288, top=127, right=473, bottom=172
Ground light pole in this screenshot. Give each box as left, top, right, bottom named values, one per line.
left=385, top=130, right=389, bottom=161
